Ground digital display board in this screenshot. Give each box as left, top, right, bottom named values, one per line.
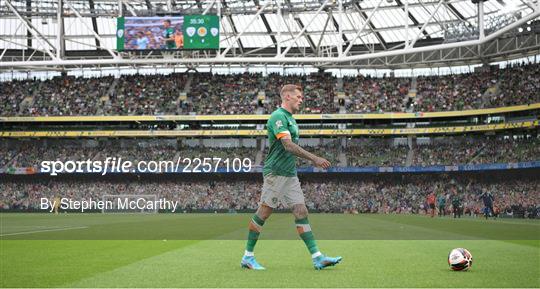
left=116, top=15, right=219, bottom=51
left=183, top=15, right=220, bottom=49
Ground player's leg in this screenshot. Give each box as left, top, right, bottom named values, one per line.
left=241, top=203, right=272, bottom=270
left=292, top=204, right=319, bottom=256
left=292, top=204, right=342, bottom=270
left=245, top=204, right=272, bottom=254
left=241, top=174, right=281, bottom=270
left=286, top=176, right=341, bottom=270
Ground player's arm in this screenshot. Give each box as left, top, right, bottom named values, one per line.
left=268, top=113, right=330, bottom=168
left=280, top=137, right=330, bottom=169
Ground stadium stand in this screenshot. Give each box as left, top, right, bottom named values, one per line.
left=1, top=136, right=538, bottom=169
left=412, top=136, right=540, bottom=166
left=415, top=63, right=540, bottom=111
left=2, top=177, right=538, bottom=218
left=1, top=63, right=538, bottom=116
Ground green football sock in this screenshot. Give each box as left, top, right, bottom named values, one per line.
left=245, top=214, right=265, bottom=253
left=295, top=217, right=320, bottom=255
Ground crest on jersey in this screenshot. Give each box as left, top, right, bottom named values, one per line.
left=275, top=120, right=283, bottom=128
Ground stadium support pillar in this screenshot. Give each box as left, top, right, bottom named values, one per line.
left=26, top=0, right=31, bottom=48
left=404, top=0, right=409, bottom=47
left=57, top=0, right=64, bottom=59
left=338, top=0, right=343, bottom=56
left=276, top=0, right=284, bottom=55
left=477, top=0, right=485, bottom=58
left=478, top=1, right=485, bottom=40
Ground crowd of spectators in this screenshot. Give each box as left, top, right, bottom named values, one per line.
left=0, top=78, right=41, bottom=116
left=28, top=76, right=112, bottom=116
left=415, top=71, right=489, bottom=111
left=189, top=72, right=264, bottom=115
left=107, top=73, right=188, bottom=115
left=413, top=139, right=483, bottom=166
left=471, top=137, right=540, bottom=164
left=1, top=136, right=538, bottom=169
left=486, top=63, right=540, bottom=108
left=413, top=136, right=540, bottom=166
left=2, top=63, right=537, bottom=116
left=302, top=178, right=539, bottom=218
left=343, top=75, right=410, bottom=113
left=346, top=140, right=408, bottom=166
left=1, top=177, right=538, bottom=218
left=415, top=63, right=540, bottom=112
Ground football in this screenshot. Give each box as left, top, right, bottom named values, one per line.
left=448, top=248, right=473, bottom=271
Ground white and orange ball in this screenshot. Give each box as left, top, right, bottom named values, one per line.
left=448, top=248, right=473, bottom=271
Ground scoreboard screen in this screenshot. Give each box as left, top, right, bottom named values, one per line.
left=116, top=15, right=219, bottom=51
left=183, top=15, right=220, bottom=49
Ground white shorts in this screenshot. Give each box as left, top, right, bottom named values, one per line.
left=260, top=173, right=305, bottom=208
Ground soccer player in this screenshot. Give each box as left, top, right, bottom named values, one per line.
left=174, top=29, right=184, bottom=48
left=426, top=191, right=436, bottom=217
left=241, top=84, right=342, bottom=271
left=451, top=187, right=462, bottom=218
left=135, top=31, right=150, bottom=50
left=437, top=192, right=446, bottom=217
left=479, top=188, right=495, bottom=219
left=162, top=20, right=176, bottom=49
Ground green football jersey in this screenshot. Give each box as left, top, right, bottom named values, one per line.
left=263, top=107, right=299, bottom=177
left=163, top=27, right=176, bottom=49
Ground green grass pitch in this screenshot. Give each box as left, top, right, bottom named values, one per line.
left=1, top=213, right=538, bottom=288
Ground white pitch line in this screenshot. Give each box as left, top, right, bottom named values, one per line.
left=0, top=226, right=89, bottom=237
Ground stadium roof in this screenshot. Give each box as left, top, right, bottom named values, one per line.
left=0, top=0, right=539, bottom=70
